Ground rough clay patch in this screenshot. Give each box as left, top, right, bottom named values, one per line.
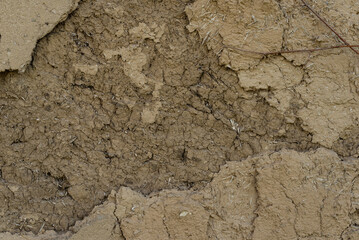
left=0, top=0, right=80, bottom=72
left=1, top=0, right=359, bottom=237
left=186, top=0, right=359, bottom=147
left=1, top=149, right=358, bottom=239
left=0, top=0, right=320, bottom=233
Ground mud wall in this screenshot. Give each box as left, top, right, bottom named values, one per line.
left=0, top=0, right=359, bottom=239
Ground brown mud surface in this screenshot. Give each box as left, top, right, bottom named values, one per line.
left=0, top=0, right=358, bottom=239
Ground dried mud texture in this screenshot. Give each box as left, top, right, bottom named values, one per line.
left=186, top=0, right=359, bottom=148
left=0, top=0, right=321, bottom=233
left=1, top=149, right=358, bottom=240
left=0, top=0, right=80, bottom=72
left=1, top=0, right=359, bottom=238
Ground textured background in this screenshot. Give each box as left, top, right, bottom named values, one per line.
left=1, top=0, right=359, bottom=239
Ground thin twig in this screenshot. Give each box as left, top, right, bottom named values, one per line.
left=212, top=0, right=359, bottom=56
left=300, top=0, right=359, bottom=55
left=224, top=44, right=359, bottom=56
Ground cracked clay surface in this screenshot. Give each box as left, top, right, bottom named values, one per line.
left=0, top=0, right=80, bottom=72
left=186, top=0, right=359, bottom=148
left=2, top=149, right=359, bottom=239
left=0, top=0, right=359, bottom=239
